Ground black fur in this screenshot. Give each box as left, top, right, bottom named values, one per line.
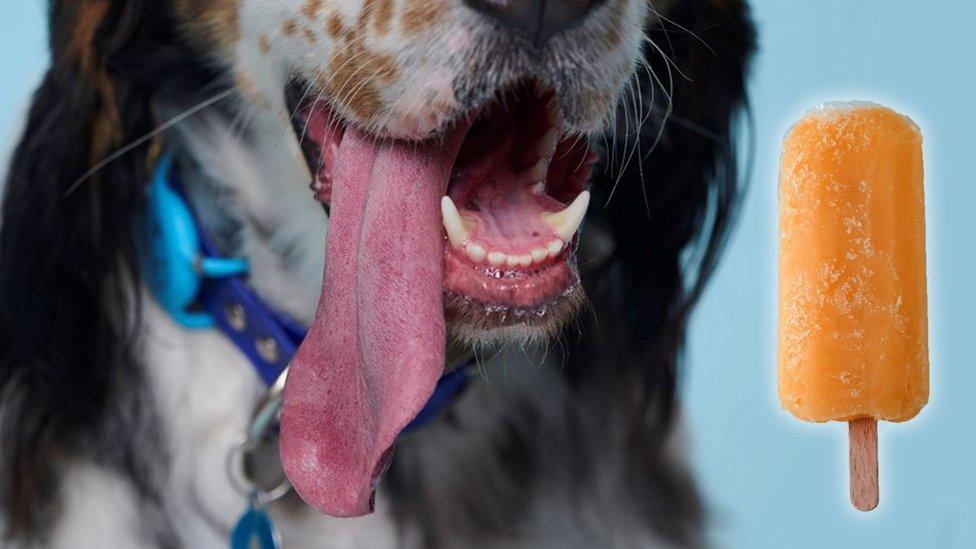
left=0, top=0, right=218, bottom=542
left=1, top=0, right=754, bottom=545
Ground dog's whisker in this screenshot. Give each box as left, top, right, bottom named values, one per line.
left=65, top=89, right=235, bottom=196
left=610, top=80, right=641, bottom=206
left=649, top=105, right=722, bottom=141
left=640, top=33, right=692, bottom=85
left=604, top=81, right=641, bottom=206
left=649, top=5, right=680, bottom=70
left=631, top=65, right=653, bottom=217
left=639, top=38, right=676, bottom=167
left=647, top=4, right=717, bottom=58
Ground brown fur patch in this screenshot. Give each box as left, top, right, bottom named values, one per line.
left=432, top=99, right=454, bottom=117
left=67, top=0, right=110, bottom=77
left=66, top=1, right=122, bottom=164
left=402, top=0, right=447, bottom=35
left=603, top=0, right=627, bottom=49
left=89, top=88, right=123, bottom=165
left=327, top=42, right=400, bottom=119
left=580, top=89, right=616, bottom=122
left=235, top=71, right=270, bottom=108
left=303, top=27, right=318, bottom=44
left=326, top=12, right=347, bottom=38
left=322, top=1, right=403, bottom=122
left=302, top=0, right=324, bottom=20
left=360, top=0, right=394, bottom=36
left=373, top=0, right=394, bottom=35
left=235, top=71, right=256, bottom=94
left=283, top=18, right=299, bottom=37
left=174, top=0, right=241, bottom=50
left=258, top=35, right=272, bottom=53
left=364, top=50, right=400, bottom=83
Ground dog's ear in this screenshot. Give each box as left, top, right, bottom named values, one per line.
left=569, top=0, right=755, bottom=540
left=0, top=0, right=171, bottom=537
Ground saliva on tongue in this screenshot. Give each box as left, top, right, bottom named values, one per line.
left=280, top=124, right=468, bottom=516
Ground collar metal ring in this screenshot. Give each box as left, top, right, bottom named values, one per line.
left=226, top=368, right=292, bottom=506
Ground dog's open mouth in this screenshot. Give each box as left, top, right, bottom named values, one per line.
left=280, top=82, right=595, bottom=518
left=297, top=83, right=595, bottom=316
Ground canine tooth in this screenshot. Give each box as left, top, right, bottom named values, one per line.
left=547, top=239, right=564, bottom=257
left=541, top=191, right=590, bottom=242
left=530, top=248, right=548, bottom=262
left=538, top=129, right=558, bottom=158
left=441, top=196, right=471, bottom=249
left=466, top=243, right=487, bottom=263
left=488, top=251, right=507, bottom=267
left=531, top=182, right=545, bottom=195
left=529, top=159, right=548, bottom=182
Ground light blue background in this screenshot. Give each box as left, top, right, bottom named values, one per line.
left=686, top=1, right=974, bottom=548
left=0, top=1, right=971, bottom=548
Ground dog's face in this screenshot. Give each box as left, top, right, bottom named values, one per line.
left=173, top=0, right=649, bottom=342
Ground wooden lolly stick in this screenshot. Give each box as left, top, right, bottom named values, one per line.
left=849, top=418, right=878, bottom=511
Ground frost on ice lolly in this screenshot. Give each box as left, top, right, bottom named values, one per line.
left=778, top=102, right=928, bottom=511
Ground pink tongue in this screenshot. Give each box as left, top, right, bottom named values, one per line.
left=280, top=126, right=463, bottom=516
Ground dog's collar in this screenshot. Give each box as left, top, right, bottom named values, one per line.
left=140, top=154, right=472, bottom=433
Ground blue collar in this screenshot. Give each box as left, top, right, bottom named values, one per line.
left=140, top=155, right=471, bottom=433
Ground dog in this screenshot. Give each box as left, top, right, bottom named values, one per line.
left=0, top=0, right=753, bottom=546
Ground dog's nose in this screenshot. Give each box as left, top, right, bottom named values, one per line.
left=465, top=0, right=606, bottom=46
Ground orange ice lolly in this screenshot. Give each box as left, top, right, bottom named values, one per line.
left=778, top=102, right=928, bottom=511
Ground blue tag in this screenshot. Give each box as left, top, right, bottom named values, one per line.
left=230, top=495, right=281, bottom=549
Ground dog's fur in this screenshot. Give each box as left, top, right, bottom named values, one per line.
left=0, top=0, right=754, bottom=547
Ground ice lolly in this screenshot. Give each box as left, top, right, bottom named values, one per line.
left=778, top=102, right=928, bottom=511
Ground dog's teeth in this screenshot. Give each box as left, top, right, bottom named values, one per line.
left=466, top=243, right=487, bottom=263
left=529, top=159, right=548, bottom=183
left=487, top=251, right=507, bottom=267
left=547, top=239, right=564, bottom=257
left=538, top=129, right=558, bottom=158
left=441, top=196, right=471, bottom=249
left=505, top=255, right=521, bottom=268
left=541, top=191, right=590, bottom=242
left=530, top=248, right=549, bottom=262
left=531, top=182, right=545, bottom=195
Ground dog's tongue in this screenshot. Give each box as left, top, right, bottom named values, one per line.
left=280, top=126, right=464, bottom=517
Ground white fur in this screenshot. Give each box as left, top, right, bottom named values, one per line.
left=45, top=462, right=153, bottom=548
